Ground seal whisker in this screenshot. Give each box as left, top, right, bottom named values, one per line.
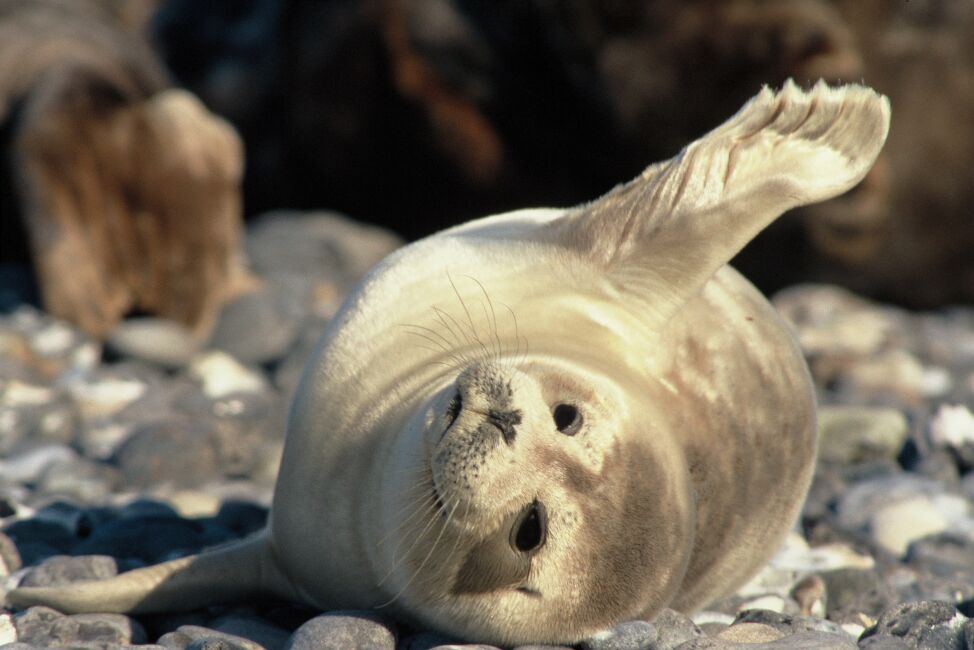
left=447, top=271, right=492, bottom=362
left=377, top=494, right=440, bottom=587
left=378, top=495, right=461, bottom=608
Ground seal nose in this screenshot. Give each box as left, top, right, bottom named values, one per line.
left=487, top=409, right=522, bottom=446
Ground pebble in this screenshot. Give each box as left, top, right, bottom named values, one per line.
left=189, top=352, right=268, bottom=400
left=816, top=406, right=909, bottom=464
left=113, top=418, right=222, bottom=489
left=18, top=554, right=119, bottom=587
left=859, top=600, right=969, bottom=649
left=158, top=624, right=267, bottom=650
left=284, top=611, right=396, bottom=650
left=208, top=282, right=303, bottom=366
left=577, top=620, right=657, bottom=650
left=652, top=608, right=705, bottom=650
left=11, top=606, right=148, bottom=647
left=107, top=317, right=203, bottom=369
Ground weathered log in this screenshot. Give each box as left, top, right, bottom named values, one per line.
left=1, top=0, right=252, bottom=338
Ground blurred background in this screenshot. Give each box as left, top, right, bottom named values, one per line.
left=2, top=0, right=973, bottom=339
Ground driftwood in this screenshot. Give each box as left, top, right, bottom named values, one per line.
left=0, top=0, right=252, bottom=338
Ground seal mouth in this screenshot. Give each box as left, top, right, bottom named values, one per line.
left=430, top=475, right=447, bottom=518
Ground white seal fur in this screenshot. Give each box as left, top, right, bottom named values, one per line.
left=7, top=80, right=890, bottom=646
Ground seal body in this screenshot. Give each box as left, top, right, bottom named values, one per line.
left=7, top=80, right=891, bottom=646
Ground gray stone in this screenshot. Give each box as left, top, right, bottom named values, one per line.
left=578, top=620, right=657, bottom=650
left=676, top=630, right=855, bottom=649
left=209, top=283, right=303, bottom=366
left=245, top=211, right=402, bottom=291
left=285, top=611, right=395, bottom=650
left=107, top=317, right=203, bottom=369
left=159, top=625, right=267, bottom=650
left=0, top=445, right=79, bottom=484
left=652, top=608, right=705, bottom=650
left=19, top=554, right=119, bottom=587
left=113, top=418, right=222, bottom=489
left=857, top=636, right=911, bottom=649
left=13, top=606, right=147, bottom=647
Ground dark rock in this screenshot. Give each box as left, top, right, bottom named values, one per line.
left=72, top=515, right=234, bottom=564
left=398, top=632, right=460, bottom=650
left=210, top=615, right=290, bottom=650
left=213, top=501, right=269, bottom=537
left=905, top=532, right=974, bottom=573
left=578, top=620, right=657, bottom=650
left=859, top=601, right=966, bottom=649
left=3, top=518, right=74, bottom=555
left=19, top=554, right=118, bottom=587
left=819, top=569, right=896, bottom=622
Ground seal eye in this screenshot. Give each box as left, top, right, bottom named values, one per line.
left=445, top=391, right=462, bottom=429
left=552, top=403, right=582, bottom=435
left=511, top=501, right=547, bottom=554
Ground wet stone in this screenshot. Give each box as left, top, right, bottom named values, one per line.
left=398, top=632, right=461, bottom=650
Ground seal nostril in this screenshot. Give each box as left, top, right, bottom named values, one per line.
left=488, top=409, right=522, bottom=445
left=511, top=500, right=547, bottom=553
left=445, top=391, right=462, bottom=429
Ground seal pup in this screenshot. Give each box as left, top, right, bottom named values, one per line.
left=7, top=80, right=890, bottom=646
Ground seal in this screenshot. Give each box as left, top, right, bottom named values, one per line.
left=6, top=80, right=890, bottom=646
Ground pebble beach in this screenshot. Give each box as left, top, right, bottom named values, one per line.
left=3, top=212, right=974, bottom=650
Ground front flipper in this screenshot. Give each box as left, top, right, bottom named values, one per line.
left=5, top=532, right=295, bottom=614
left=545, top=79, right=890, bottom=329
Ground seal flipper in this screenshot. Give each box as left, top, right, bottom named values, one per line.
left=545, top=79, right=890, bottom=329
left=5, top=532, right=295, bottom=614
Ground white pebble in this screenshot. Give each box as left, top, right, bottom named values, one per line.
left=930, top=403, right=974, bottom=448
left=190, top=351, right=267, bottom=399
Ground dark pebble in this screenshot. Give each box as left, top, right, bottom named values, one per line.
left=72, top=515, right=235, bottom=563
left=860, top=601, right=966, bottom=649
left=213, top=501, right=268, bottom=537
left=285, top=610, right=396, bottom=650
left=818, top=568, right=896, bottom=622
